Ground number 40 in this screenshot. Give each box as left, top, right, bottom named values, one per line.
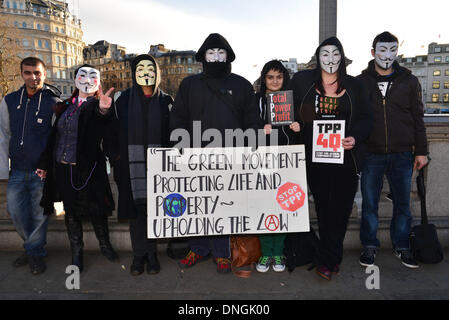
left=317, top=134, right=341, bottom=152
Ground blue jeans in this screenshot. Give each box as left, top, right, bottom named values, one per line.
left=7, top=170, right=48, bottom=256
left=360, top=152, right=413, bottom=250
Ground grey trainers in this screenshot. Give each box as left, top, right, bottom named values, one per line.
left=272, top=256, right=286, bottom=272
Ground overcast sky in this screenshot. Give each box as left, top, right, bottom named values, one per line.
left=71, top=0, right=449, bottom=83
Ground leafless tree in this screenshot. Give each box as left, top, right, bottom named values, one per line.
left=0, top=16, right=22, bottom=99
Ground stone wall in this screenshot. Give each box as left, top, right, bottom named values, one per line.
left=1, top=121, right=448, bottom=251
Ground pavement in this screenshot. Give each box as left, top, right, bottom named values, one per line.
left=0, top=248, right=448, bottom=300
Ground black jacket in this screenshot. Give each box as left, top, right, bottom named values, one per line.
left=357, top=60, right=428, bottom=155
left=290, top=69, right=373, bottom=173
left=170, top=73, right=263, bottom=147
left=106, top=88, right=172, bottom=220
left=39, top=98, right=115, bottom=216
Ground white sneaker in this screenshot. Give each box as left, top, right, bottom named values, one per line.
left=256, top=256, right=271, bottom=273
left=272, top=256, right=286, bottom=272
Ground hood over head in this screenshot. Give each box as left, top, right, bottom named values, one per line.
left=131, top=54, right=161, bottom=91
left=195, top=33, right=236, bottom=63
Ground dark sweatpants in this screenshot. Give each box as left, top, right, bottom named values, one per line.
left=308, top=164, right=359, bottom=270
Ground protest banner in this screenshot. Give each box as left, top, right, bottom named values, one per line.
left=267, top=90, right=294, bottom=126
left=147, top=146, right=310, bottom=239
left=312, top=120, right=345, bottom=164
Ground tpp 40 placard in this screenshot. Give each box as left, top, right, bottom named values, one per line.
left=312, top=120, right=345, bottom=164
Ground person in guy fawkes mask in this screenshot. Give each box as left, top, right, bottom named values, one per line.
left=105, top=54, right=173, bottom=276
left=170, top=33, right=263, bottom=274
left=290, top=37, right=373, bottom=280
left=37, top=64, right=117, bottom=273
left=357, top=32, right=428, bottom=270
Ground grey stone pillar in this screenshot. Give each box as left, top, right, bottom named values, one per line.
left=319, top=0, right=337, bottom=44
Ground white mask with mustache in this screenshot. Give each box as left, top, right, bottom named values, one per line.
left=205, top=48, right=227, bottom=63
left=374, top=42, right=398, bottom=70
left=135, top=60, right=156, bottom=86
left=319, top=45, right=341, bottom=74
left=75, top=67, right=100, bottom=94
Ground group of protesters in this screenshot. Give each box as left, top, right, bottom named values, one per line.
left=0, top=31, right=428, bottom=281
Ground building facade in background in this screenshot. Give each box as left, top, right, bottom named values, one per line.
left=0, top=0, right=84, bottom=98
left=399, top=42, right=449, bottom=112
left=155, top=49, right=202, bottom=97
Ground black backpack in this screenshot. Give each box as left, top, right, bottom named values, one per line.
left=410, top=167, right=444, bottom=264
left=284, top=226, right=320, bottom=272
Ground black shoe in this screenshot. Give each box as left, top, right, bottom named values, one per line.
left=146, top=253, right=160, bottom=275
left=12, top=252, right=29, bottom=267
left=394, top=249, right=419, bottom=269
left=29, top=256, right=46, bottom=275
left=130, top=255, right=147, bottom=276
left=71, top=249, right=84, bottom=273
left=359, top=248, right=376, bottom=267
left=100, top=244, right=120, bottom=262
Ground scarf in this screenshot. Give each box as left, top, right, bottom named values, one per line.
left=127, top=86, right=163, bottom=207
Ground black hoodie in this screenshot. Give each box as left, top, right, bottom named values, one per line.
left=357, top=60, right=428, bottom=156
left=170, top=34, right=263, bottom=147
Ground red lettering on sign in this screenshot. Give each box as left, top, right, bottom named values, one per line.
left=276, top=182, right=306, bottom=212
left=265, top=215, right=280, bottom=231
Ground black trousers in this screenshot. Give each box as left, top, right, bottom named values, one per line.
left=129, top=211, right=157, bottom=258
left=308, top=164, right=359, bottom=270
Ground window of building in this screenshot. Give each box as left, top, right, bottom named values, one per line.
left=22, top=22, right=27, bottom=28
left=63, top=57, right=67, bottom=65
left=446, top=56, right=449, bottom=63
left=56, top=42, right=59, bottom=51
left=406, top=58, right=412, bottom=63
left=434, top=56, right=442, bottom=63
left=444, top=93, right=449, bottom=102
left=22, top=39, right=29, bottom=47
left=61, top=43, right=65, bottom=51
left=44, top=24, right=49, bottom=31
left=63, top=86, right=67, bottom=95
left=37, top=23, right=41, bottom=30
left=13, top=2, right=17, bottom=9
left=445, top=81, right=449, bottom=89
left=432, top=94, right=439, bottom=102
left=56, top=70, right=61, bottom=79
left=62, top=70, right=66, bottom=79
left=433, top=81, right=440, bottom=89
left=188, top=67, right=193, bottom=73
left=187, top=57, right=193, bottom=64
left=38, top=39, right=42, bottom=48
left=446, top=70, right=449, bottom=76
left=6, top=1, right=10, bottom=9
left=61, top=28, right=65, bottom=34
left=446, top=47, right=449, bottom=52
left=434, top=70, right=441, bottom=76
left=14, top=21, right=19, bottom=27
left=435, top=47, right=442, bottom=53
left=55, top=26, right=59, bottom=33
left=56, top=56, right=60, bottom=65
left=417, top=57, right=423, bottom=63
left=45, top=40, right=50, bottom=49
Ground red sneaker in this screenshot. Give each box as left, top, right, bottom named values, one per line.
left=215, top=258, right=232, bottom=274
left=178, top=251, right=209, bottom=269
left=316, top=266, right=332, bottom=280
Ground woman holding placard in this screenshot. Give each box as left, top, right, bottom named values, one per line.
left=290, top=37, right=373, bottom=280
left=257, top=60, right=300, bottom=273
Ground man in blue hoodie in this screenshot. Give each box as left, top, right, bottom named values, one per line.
left=0, top=57, right=60, bottom=275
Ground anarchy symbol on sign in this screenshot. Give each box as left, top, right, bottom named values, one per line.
left=265, top=215, right=280, bottom=231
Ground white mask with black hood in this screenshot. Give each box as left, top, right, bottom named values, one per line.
left=196, top=33, right=235, bottom=78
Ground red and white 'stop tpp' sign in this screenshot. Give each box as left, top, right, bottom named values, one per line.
left=276, top=182, right=306, bottom=212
